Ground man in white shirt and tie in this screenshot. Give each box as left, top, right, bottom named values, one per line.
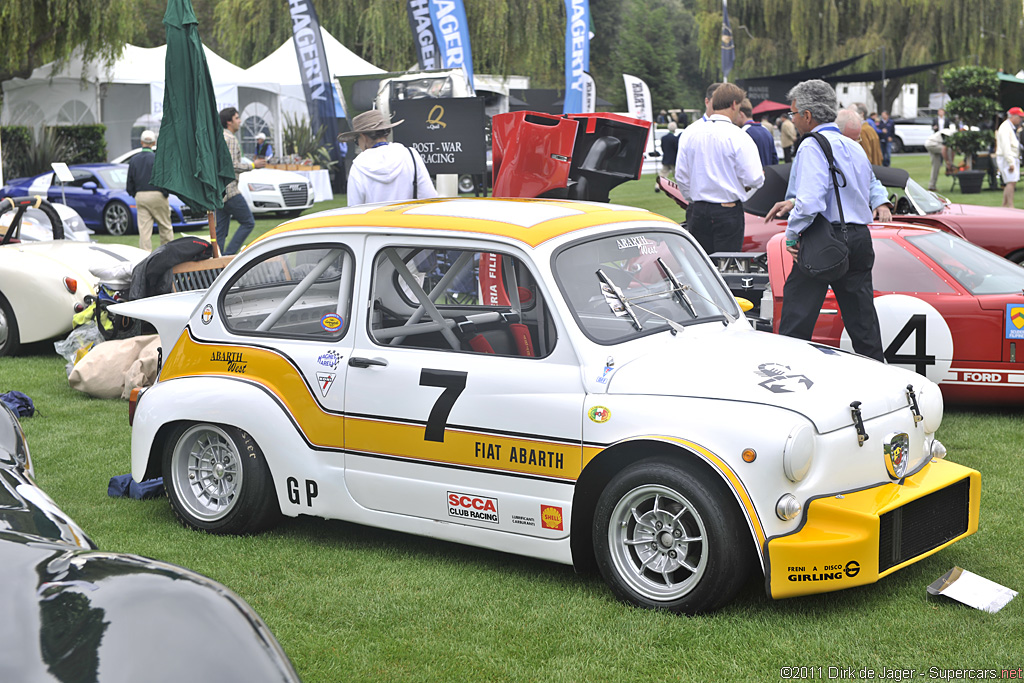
left=674, top=82, right=765, bottom=254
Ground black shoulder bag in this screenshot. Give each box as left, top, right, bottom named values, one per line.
left=796, top=132, right=849, bottom=282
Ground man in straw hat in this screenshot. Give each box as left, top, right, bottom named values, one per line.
left=341, top=110, right=437, bottom=206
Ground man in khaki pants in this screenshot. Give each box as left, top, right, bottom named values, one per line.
left=126, top=130, right=173, bottom=251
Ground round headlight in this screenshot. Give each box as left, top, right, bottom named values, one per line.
left=783, top=424, right=815, bottom=482
left=776, top=494, right=802, bottom=521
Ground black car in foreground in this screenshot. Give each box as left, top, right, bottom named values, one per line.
left=0, top=403, right=300, bottom=683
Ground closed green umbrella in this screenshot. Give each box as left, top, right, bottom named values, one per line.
left=151, top=0, right=234, bottom=253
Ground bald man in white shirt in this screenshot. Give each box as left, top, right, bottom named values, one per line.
left=674, top=82, right=765, bottom=254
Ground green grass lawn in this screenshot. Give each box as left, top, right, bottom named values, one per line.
left=4, top=156, right=1023, bottom=681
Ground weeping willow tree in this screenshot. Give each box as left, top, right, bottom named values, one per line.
left=0, top=0, right=139, bottom=82
left=212, top=0, right=563, bottom=85
left=693, top=0, right=1024, bottom=112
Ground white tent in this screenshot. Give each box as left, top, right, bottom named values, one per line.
left=245, top=27, right=383, bottom=137
left=2, top=44, right=280, bottom=160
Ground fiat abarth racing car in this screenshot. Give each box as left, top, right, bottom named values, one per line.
left=112, top=197, right=979, bottom=614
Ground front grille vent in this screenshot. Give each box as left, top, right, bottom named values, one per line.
left=878, top=478, right=970, bottom=572
left=280, top=183, right=309, bottom=207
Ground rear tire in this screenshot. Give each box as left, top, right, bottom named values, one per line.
left=593, top=457, right=751, bottom=614
left=163, top=423, right=281, bottom=535
left=0, top=293, right=20, bottom=357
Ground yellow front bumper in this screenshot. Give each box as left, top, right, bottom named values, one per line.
left=767, top=459, right=980, bottom=599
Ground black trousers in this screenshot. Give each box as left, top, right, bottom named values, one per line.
left=686, top=201, right=745, bottom=254
left=779, top=223, right=884, bottom=362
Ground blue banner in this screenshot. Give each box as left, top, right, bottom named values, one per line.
left=427, top=0, right=475, bottom=90
left=287, top=0, right=342, bottom=166
left=407, top=0, right=439, bottom=71
left=721, top=0, right=734, bottom=80
left=562, top=0, right=590, bottom=114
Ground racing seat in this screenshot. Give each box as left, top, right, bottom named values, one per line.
left=459, top=313, right=536, bottom=357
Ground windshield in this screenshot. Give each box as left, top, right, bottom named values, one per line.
left=554, top=229, right=737, bottom=344
left=390, top=77, right=453, bottom=100
left=97, top=167, right=129, bottom=190
left=905, top=177, right=946, bottom=215
left=908, top=231, right=1024, bottom=295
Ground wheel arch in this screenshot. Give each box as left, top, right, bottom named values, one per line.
left=132, top=376, right=311, bottom=487
left=570, top=437, right=765, bottom=575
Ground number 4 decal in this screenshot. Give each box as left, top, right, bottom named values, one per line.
left=419, top=369, right=468, bottom=442
left=884, top=314, right=936, bottom=376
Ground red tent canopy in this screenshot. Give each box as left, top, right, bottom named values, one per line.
left=751, top=100, right=790, bottom=115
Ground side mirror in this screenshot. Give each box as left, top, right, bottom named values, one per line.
left=82, top=181, right=98, bottom=191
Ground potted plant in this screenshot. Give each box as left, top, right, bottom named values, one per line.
left=944, top=65, right=999, bottom=193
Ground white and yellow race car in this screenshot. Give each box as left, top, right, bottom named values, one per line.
left=112, top=197, right=979, bottom=614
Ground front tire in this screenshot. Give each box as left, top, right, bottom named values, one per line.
left=593, top=457, right=751, bottom=614
left=103, top=201, right=133, bottom=236
left=164, top=423, right=281, bottom=534
left=0, top=293, right=20, bottom=357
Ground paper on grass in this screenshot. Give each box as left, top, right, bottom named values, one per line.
left=927, top=567, right=1017, bottom=614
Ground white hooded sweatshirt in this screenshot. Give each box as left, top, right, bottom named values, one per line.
left=346, top=142, right=438, bottom=206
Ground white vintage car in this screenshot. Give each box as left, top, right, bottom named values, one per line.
left=0, top=197, right=148, bottom=356
left=112, top=197, right=980, bottom=614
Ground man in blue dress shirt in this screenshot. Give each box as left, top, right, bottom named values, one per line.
left=764, top=80, right=893, bottom=362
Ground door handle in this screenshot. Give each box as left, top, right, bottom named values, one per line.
left=349, top=356, right=388, bottom=368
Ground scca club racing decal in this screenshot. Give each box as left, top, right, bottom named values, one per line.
left=755, top=362, right=812, bottom=393
left=321, top=313, right=343, bottom=332
left=787, top=561, right=860, bottom=582
left=448, top=492, right=499, bottom=524
left=541, top=505, right=564, bottom=530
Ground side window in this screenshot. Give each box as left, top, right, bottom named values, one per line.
left=871, top=238, right=955, bottom=294
left=370, top=245, right=556, bottom=358
left=66, top=170, right=95, bottom=188
left=221, top=245, right=354, bottom=339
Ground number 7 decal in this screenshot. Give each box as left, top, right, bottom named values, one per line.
left=419, top=369, right=468, bottom=442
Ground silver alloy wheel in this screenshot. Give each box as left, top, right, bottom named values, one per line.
left=607, top=484, right=709, bottom=602
left=458, top=174, right=475, bottom=193
left=104, top=202, right=131, bottom=235
left=0, top=306, right=8, bottom=350
left=170, top=425, right=244, bottom=522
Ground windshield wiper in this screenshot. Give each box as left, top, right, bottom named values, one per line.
left=656, top=257, right=697, bottom=318
left=597, top=268, right=687, bottom=334
left=598, top=268, right=642, bottom=330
